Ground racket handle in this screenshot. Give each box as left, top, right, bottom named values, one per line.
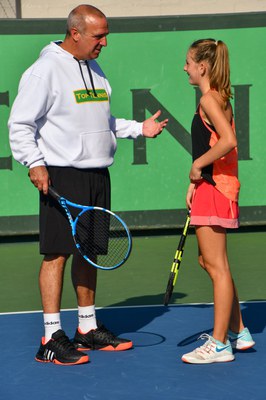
left=48, top=186, right=61, bottom=201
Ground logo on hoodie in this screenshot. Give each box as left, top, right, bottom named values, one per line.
left=74, top=89, right=108, bottom=103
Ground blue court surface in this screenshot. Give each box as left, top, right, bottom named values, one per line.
left=1, top=302, right=265, bottom=400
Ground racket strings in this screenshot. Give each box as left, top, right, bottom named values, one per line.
left=75, top=209, right=130, bottom=269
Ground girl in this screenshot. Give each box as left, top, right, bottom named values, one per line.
left=182, top=39, right=255, bottom=364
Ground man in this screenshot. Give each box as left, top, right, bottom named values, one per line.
left=8, top=4, right=168, bottom=366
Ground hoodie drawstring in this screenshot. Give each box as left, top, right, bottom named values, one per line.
left=73, top=57, right=97, bottom=97
left=85, top=61, right=97, bottom=97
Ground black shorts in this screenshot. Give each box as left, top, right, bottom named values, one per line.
left=39, top=166, right=111, bottom=255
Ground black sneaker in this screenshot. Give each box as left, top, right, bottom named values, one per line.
left=35, top=329, right=89, bottom=365
left=73, top=321, right=133, bottom=351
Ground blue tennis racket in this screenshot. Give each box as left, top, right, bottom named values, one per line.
left=48, top=186, right=132, bottom=270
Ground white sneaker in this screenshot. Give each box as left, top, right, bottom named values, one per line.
left=181, top=334, right=235, bottom=364
left=228, top=327, right=255, bottom=350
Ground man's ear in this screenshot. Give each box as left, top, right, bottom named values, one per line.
left=71, top=27, right=80, bottom=42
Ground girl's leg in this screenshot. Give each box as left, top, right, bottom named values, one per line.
left=196, top=225, right=234, bottom=344
left=199, top=248, right=245, bottom=334
left=229, top=281, right=245, bottom=333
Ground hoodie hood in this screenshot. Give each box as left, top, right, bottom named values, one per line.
left=40, top=41, right=97, bottom=97
left=39, top=41, right=71, bottom=59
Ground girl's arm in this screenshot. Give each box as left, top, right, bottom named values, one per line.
left=186, top=182, right=195, bottom=210
left=189, top=91, right=237, bottom=182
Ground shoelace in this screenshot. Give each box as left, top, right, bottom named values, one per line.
left=95, top=323, right=116, bottom=340
left=198, top=333, right=212, bottom=342
left=195, top=334, right=216, bottom=355
left=54, top=334, right=76, bottom=351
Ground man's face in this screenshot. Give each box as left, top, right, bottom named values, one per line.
left=74, top=15, right=109, bottom=60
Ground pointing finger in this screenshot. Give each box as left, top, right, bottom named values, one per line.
left=151, top=110, right=162, bottom=120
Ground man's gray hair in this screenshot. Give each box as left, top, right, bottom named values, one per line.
left=66, top=4, right=106, bottom=35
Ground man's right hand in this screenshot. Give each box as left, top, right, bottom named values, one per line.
left=28, top=166, right=50, bottom=194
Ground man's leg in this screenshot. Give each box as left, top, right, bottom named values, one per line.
left=71, top=253, right=97, bottom=307
left=35, top=253, right=89, bottom=365
left=71, top=253, right=98, bottom=332
left=71, top=253, right=133, bottom=351
left=39, top=254, right=68, bottom=313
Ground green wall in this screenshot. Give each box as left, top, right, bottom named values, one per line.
left=0, top=13, right=266, bottom=234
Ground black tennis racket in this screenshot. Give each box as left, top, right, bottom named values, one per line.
left=163, top=212, right=190, bottom=306
left=48, top=186, right=132, bottom=270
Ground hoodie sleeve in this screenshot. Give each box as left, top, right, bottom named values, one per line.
left=99, top=64, right=143, bottom=139
left=8, top=70, right=51, bottom=168
left=110, top=116, right=143, bottom=139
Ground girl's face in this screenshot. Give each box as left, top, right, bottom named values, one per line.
left=183, top=50, right=201, bottom=86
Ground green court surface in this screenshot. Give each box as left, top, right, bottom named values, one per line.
left=1, top=228, right=265, bottom=313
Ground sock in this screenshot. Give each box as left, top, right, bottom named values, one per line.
left=43, top=313, right=61, bottom=343
left=78, top=305, right=97, bottom=333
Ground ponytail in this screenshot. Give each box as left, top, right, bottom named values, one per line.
left=190, top=39, right=232, bottom=102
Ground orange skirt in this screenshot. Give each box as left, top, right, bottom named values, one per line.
left=190, top=180, right=239, bottom=229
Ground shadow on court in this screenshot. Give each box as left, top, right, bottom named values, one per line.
left=177, top=301, right=266, bottom=347
left=0, top=302, right=265, bottom=400
left=0, top=231, right=266, bottom=399
left=109, top=291, right=188, bottom=306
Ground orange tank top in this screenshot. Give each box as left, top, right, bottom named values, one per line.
left=191, top=105, right=240, bottom=202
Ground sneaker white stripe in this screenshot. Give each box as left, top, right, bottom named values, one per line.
left=44, top=349, right=55, bottom=361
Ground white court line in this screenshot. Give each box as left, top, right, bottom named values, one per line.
left=0, top=300, right=265, bottom=316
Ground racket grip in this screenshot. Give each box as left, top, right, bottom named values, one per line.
left=48, top=186, right=61, bottom=201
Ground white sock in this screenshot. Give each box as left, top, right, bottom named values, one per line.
left=78, top=305, right=97, bottom=333
left=43, top=313, right=61, bottom=343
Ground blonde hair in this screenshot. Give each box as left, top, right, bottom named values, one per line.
left=190, top=38, right=232, bottom=102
